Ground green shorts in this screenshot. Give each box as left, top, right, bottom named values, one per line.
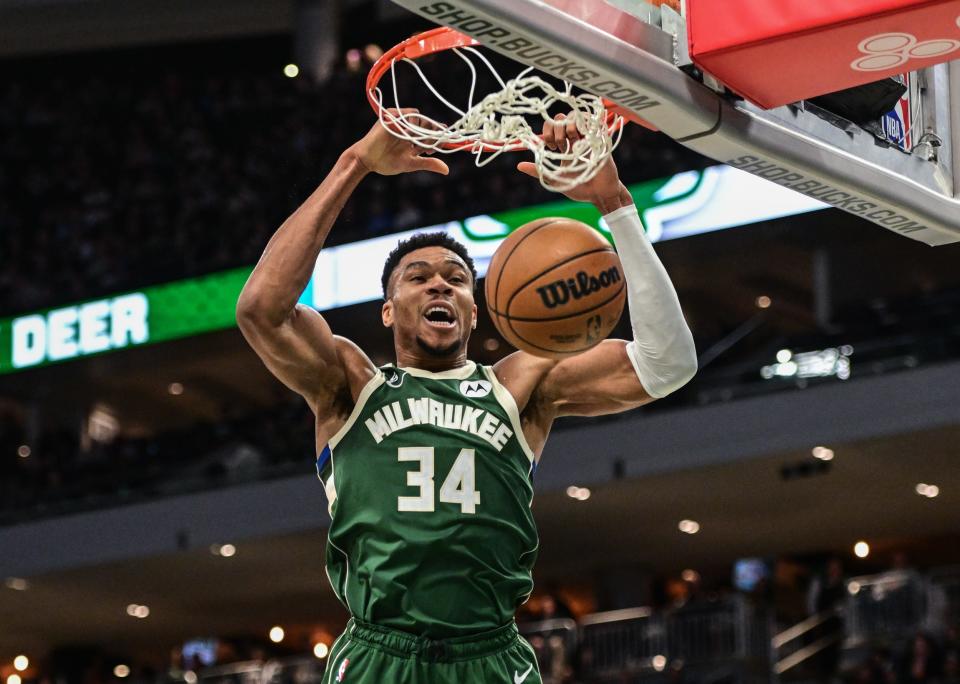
left=322, top=618, right=543, bottom=684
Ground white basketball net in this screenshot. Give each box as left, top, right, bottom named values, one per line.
left=369, top=46, right=623, bottom=193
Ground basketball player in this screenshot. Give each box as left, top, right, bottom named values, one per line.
left=236, top=112, right=697, bottom=683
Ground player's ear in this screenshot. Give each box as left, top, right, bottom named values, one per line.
left=382, top=299, right=394, bottom=328
left=471, top=303, right=478, bottom=330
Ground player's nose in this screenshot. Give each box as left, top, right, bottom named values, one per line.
left=426, top=274, right=452, bottom=293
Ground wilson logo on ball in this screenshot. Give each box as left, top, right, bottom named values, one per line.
left=535, top=266, right=622, bottom=309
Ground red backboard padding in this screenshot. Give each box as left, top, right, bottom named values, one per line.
left=688, top=0, right=960, bottom=109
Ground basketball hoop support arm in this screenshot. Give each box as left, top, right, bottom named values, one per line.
left=391, top=0, right=960, bottom=245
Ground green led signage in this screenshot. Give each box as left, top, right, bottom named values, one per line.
left=1, top=268, right=251, bottom=374
left=0, top=165, right=823, bottom=375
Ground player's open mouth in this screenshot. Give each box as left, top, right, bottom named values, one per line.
left=423, top=304, right=456, bottom=329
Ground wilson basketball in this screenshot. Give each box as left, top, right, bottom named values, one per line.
left=485, top=217, right=626, bottom=358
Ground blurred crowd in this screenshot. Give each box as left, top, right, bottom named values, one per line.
left=8, top=546, right=960, bottom=684
left=0, top=42, right=706, bottom=316
left=853, top=629, right=960, bottom=684
left=0, top=396, right=314, bottom=524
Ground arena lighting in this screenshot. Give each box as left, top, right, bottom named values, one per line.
left=854, top=541, right=870, bottom=558
left=565, top=486, right=591, bottom=501
left=269, top=626, right=285, bottom=643
left=16, top=445, right=30, bottom=458
left=7, top=674, right=22, bottom=684
left=13, top=656, right=28, bottom=671
left=848, top=580, right=862, bottom=595
left=283, top=64, right=300, bottom=78
left=313, top=643, right=329, bottom=659
left=184, top=671, right=197, bottom=684
left=652, top=655, right=667, bottom=671
left=761, top=346, right=852, bottom=381
left=87, top=405, right=119, bottom=443
left=916, top=483, right=940, bottom=498
left=4, top=578, right=28, bottom=591
left=113, top=665, right=130, bottom=678
left=483, top=338, right=500, bottom=351
left=812, top=446, right=835, bottom=461
left=681, top=569, right=700, bottom=583
left=168, top=382, right=184, bottom=396
left=210, top=543, right=237, bottom=557
left=678, top=520, right=701, bottom=534
left=126, top=604, right=150, bottom=618
left=755, top=295, right=772, bottom=309
left=345, top=48, right=362, bottom=72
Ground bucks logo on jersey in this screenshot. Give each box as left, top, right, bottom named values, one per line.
left=316, top=361, right=539, bottom=638
left=383, top=367, right=406, bottom=388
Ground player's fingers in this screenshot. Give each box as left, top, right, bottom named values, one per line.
left=516, top=161, right=538, bottom=178
left=410, top=138, right=442, bottom=157
left=554, top=113, right=580, bottom=149
left=407, top=114, right=443, bottom=147
left=381, top=109, right=408, bottom=135
left=541, top=121, right=557, bottom=150
left=552, top=113, right=569, bottom=150
left=407, top=113, right=441, bottom=133
left=382, top=108, right=425, bottom=136
left=549, top=113, right=578, bottom=150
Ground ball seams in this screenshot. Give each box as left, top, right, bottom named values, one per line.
left=487, top=217, right=566, bottom=334
left=495, top=246, right=618, bottom=318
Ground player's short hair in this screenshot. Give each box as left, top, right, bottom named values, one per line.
left=381, top=232, right=478, bottom=299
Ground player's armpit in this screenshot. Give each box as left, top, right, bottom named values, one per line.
left=237, top=303, right=369, bottom=416
left=536, top=339, right=656, bottom=417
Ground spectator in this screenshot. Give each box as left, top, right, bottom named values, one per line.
left=946, top=648, right=960, bottom=684
left=852, top=647, right=896, bottom=684
left=539, top=592, right=575, bottom=622
left=897, top=632, right=942, bottom=683
left=807, top=557, right=846, bottom=683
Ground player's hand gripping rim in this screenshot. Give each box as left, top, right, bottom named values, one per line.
left=353, top=108, right=449, bottom=177
left=517, top=113, right=627, bottom=209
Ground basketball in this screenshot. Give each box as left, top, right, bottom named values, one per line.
left=484, top=217, right=627, bottom=358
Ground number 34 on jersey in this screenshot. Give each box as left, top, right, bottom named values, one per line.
left=397, top=447, right=480, bottom=514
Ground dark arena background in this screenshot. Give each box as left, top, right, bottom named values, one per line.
left=3, top=1, right=960, bottom=683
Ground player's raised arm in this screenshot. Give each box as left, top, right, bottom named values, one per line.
left=514, top=116, right=697, bottom=417
left=236, top=111, right=449, bottom=415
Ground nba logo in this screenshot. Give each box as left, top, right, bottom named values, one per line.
left=336, top=658, right=350, bottom=682
left=881, top=73, right=914, bottom=151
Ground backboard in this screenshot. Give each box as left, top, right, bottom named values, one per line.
left=389, top=0, right=960, bottom=246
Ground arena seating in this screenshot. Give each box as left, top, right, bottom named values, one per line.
left=0, top=51, right=708, bottom=317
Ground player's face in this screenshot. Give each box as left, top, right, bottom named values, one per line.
left=383, top=247, right=477, bottom=358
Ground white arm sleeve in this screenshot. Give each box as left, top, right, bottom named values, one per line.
left=605, top=204, right=697, bottom=398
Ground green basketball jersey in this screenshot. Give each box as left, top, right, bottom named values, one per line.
left=316, top=361, right=539, bottom=639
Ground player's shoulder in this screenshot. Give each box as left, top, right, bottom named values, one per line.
left=492, top=351, right=558, bottom=414
left=332, top=335, right=379, bottom=402
left=493, top=350, right=558, bottom=379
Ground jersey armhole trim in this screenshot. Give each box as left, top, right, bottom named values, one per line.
left=327, top=370, right=386, bottom=451
left=481, top=365, right=536, bottom=463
